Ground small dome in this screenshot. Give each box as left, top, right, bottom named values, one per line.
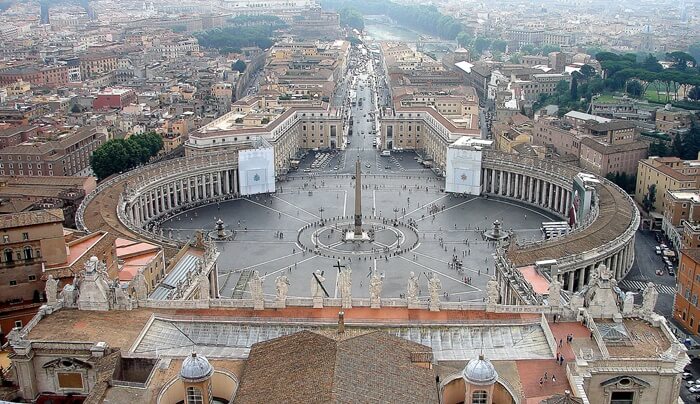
left=462, top=355, right=498, bottom=385
left=180, top=352, right=214, bottom=382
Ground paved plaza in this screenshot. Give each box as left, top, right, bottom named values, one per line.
left=161, top=170, right=558, bottom=302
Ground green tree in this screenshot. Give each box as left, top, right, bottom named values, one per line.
left=642, top=54, right=663, bottom=72
left=90, top=132, right=164, bottom=180
left=689, top=42, right=700, bottom=65
left=339, top=7, right=364, bottom=30
left=688, top=86, right=700, bottom=101
left=555, top=80, right=570, bottom=97
left=642, top=184, right=657, bottom=213
left=456, top=31, right=472, bottom=48
left=570, top=74, right=579, bottom=100
left=649, top=141, right=669, bottom=157
left=491, top=39, right=507, bottom=53
left=579, top=64, right=597, bottom=80
left=666, top=51, right=697, bottom=71
left=626, top=80, right=644, bottom=97
left=232, top=60, right=246, bottom=73
left=473, top=37, right=491, bottom=54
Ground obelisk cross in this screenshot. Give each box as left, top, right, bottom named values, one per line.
left=354, top=156, right=363, bottom=236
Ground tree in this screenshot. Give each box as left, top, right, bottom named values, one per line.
left=473, top=37, right=491, bottom=54
left=666, top=51, right=697, bottom=71
left=642, top=184, right=657, bottom=213
left=90, top=132, right=164, bottom=180
left=491, top=39, right=507, bottom=53
left=339, top=7, right=364, bottom=31
left=649, top=141, right=669, bottom=157
left=641, top=54, right=663, bottom=72
left=689, top=86, right=700, bottom=101
left=232, top=60, right=246, bottom=73
left=626, top=80, right=644, bottom=98
left=555, top=80, right=570, bottom=97
left=579, top=64, right=597, bottom=80
left=71, top=104, right=82, bottom=113
left=570, top=74, right=579, bottom=100
left=689, top=42, right=700, bottom=65
left=456, top=31, right=472, bottom=48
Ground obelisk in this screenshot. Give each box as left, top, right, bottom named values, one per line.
left=354, top=157, right=363, bottom=237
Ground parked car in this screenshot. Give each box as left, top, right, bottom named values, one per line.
left=690, top=385, right=700, bottom=393
left=684, top=372, right=694, bottom=380
left=655, top=246, right=662, bottom=255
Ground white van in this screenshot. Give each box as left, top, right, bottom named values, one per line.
left=380, top=150, right=391, bottom=157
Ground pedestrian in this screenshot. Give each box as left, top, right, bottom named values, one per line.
left=539, top=378, right=543, bottom=387
left=590, top=331, right=594, bottom=339
left=552, top=375, right=556, bottom=383
left=544, top=372, right=548, bottom=380
left=559, top=338, right=563, bottom=347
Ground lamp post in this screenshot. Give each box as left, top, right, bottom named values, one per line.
left=319, top=206, right=325, bottom=220
left=393, top=207, right=399, bottom=221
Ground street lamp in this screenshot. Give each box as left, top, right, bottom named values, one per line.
left=393, top=207, right=399, bottom=220
left=319, top=206, right=325, bottom=220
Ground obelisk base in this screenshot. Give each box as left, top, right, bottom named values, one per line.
left=345, top=231, right=371, bottom=242
left=313, top=296, right=324, bottom=308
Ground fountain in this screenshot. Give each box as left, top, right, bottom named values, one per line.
left=208, top=218, right=233, bottom=241
left=483, top=220, right=510, bottom=241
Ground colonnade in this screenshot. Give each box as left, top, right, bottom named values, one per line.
left=481, top=167, right=572, bottom=218
left=126, top=168, right=239, bottom=227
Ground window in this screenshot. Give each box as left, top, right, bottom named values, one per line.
left=9, top=280, right=16, bottom=286
left=4, top=248, right=13, bottom=262
left=472, top=390, right=488, bottom=404
left=28, top=275, right=36, bottom=281
left=2, top=235, right=8, bottom=243
left=610, top=391, right=634, bottom=404
left=186, top=386, right=204, bottom=404
left=23, top=246, right=32, bottom=260
left=13, top=320, right=22, bottom=328
left=22, top=232, right=28, bottom=240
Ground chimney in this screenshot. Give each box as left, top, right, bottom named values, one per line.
left=338, top=311, right=345, bottom=334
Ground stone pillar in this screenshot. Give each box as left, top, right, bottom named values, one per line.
left=233, top=169, right=239, bottom=195
left=521, top=175, right=527, bottom=199
left=11, top=348, right=37, bottom=400
left=506, top=172, right=512, bottom=197
left=209, top=172, right=215, bottom=197
left=195, top=176, right=200, bottom=200
left=217, top=171, right=223, bottom=196
left=548, top=183, right=554, bottom=210
left=490, top=169, right=496, bottom=193
left=578, top=267, right=585, bottom=291
left=499, top=170, right=504, bottom=195
left=568, top=271, right=575, bottom=292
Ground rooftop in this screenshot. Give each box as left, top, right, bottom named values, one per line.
left=0, top=208, right=63, bottom=229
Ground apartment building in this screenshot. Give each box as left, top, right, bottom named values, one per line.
left=0, top=209, right=65, bottom=340
left=0, top=126, right=107, bottom=177
left=635, top=156, right=700, bottom=213
left=185, top=96, right=344, bottom=174
left=79, top=54, right=118, bottom=79
left=662, top=190, right=700, bottom=251
left=674, top=249, right=700, bottom=336
left=93, top=87, right=137, bottom=110
left=0, top=125, right=38, bottom=149
left=656, top=106, right=694, bottom=135
left=0, top=65, right=69, bottom=87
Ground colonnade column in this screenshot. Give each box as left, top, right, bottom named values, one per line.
left=568, top=271, right=575, bottom=292
left=499, top=171, right=504, bottom=196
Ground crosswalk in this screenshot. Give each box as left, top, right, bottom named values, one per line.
left=618, top=279, right=676, bottom=295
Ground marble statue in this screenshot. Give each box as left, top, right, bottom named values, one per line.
left=249, top=270, right=264, bottom=310
left=406, top=271, right=419, bottom=303
left=486, top=278, right=499, bottom=306
left=199, top=270, right=211, bottom=300
left=369, top=272, right=383, bottom=308
left=642, top=282, right=659, bottom=313
left=275, top=275, right=289, bottom=306
left=428, top=273, right=442, bottom=311
left=45, top=275, right=58, bottom=306
left=133, top=271, right=148, bottom=301
left=338, top=266, right=352, bottom=309
left=548, top=279, right=561, bottom=307
left=311, top=270, right=326, bottom=299
left=622, top=291, right=635, bottom=314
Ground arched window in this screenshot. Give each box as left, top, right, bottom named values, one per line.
left=23, top=246, right=32, bottom=260
left=472, top=390, right=488, bottom=404
left=4, top=249, right=13, bottom=263
left=186, top=386, right=203, bottom=404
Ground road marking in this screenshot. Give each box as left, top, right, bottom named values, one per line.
left=618, top=279, right=676, bottom=295
left=272, top=195, right=320, bottom=220
left=400, top=194, right=448, bottom=219
left=343, top=190, right=347, bottom=217
left=414, top=198, right=477, bottom=223
left=243, top=198, right=311, bottom=224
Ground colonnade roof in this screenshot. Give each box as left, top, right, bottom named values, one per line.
left=507, top=180, right=635, bottom=267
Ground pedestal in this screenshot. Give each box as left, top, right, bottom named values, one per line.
left=342, top=298, right=352, bottom=309
left=276, top=298, right=286, bottom=309
left=253, top=299, right=264, bottom=311
left=370, top=297, right=381, bottom=309
left=407, top=298, right=420, bottom=309
left=345, top=231, right=371, bottom=242
left=313, top=296, right=324, bottom=309
left=429, top=300, right=440, bottom=312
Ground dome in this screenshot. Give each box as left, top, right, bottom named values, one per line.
left=180, top=352, right=214, bottom=382
left=462, top=355, right=498, bottom=385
